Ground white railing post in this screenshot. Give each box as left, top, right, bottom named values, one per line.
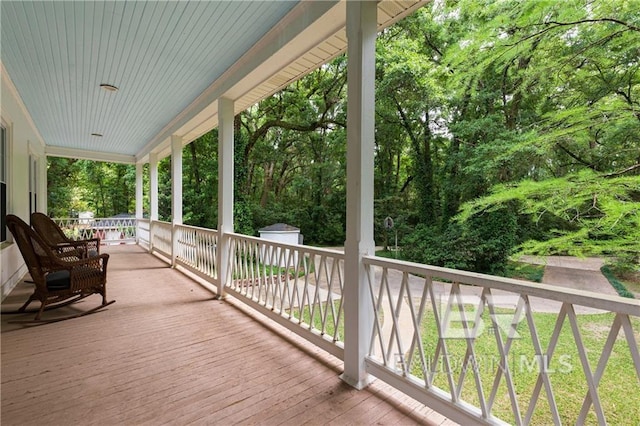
left=341, top=0, right=377, bottom=390
left=216, top=97, right=234, bottom=298
left=135, top=162, right=143, bottom=245
left=171, top=135, right=183, bottom=267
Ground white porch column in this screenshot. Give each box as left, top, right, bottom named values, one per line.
left=149, top=153, right=159, bottom=221
left=38, top=155, right=47, bottom=214
left=149, top=152, right=159, bottom=253
left=341, top=0, right=377, bottom=390
left=216, top=97, right=234, bottom=298
left=135, top=163, right=143, bottom=244
left=171, top=135, right=183, bottom=266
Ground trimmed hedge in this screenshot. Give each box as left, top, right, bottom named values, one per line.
left=601, top=266, right=635, bottom=298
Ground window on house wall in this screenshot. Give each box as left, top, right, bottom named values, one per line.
left=1, top=126, right=7, bottom=242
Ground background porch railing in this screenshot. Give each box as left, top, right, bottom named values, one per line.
left=139, top=220, right=639, bottom=425
left=53, top=217, right=137, bottom=245
left=150, top=224, right=344, bottom=358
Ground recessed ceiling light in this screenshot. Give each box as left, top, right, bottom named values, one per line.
left=91, top=133, right=103, bottom=137
left=100, top=83, right=119, bottom=92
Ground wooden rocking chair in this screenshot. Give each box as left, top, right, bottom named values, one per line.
left=31, top=212, right=100, bottom=259
left=4, top=214, right=114, bottom=323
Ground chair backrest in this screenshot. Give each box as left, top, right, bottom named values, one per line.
left=31, top=212, right=71, bottom=247
left=6, top=214, right=60, bottom=287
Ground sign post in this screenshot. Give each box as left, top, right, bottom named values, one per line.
left=384, top=216, right=397, bottom=256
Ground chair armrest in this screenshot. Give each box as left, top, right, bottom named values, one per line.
left=52, top=242, right=85, bottom=260
left=55, top=238, right=101, bottom=257
left=51, top=253, right=110, bottom=271
left=66, top=254, right=110, bottom=292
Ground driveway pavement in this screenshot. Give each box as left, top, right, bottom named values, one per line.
left=520, top=255, right=617, bottom=296
left=519, top=255, right=618, bottom=314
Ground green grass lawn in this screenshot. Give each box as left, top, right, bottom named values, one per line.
left=602, top=266, right=635, bottom=298
left=606, top=267, right=640, bottom=299
left=502, top=260, right=545, bottom=283
left=293, top=299, right=639, bottom=423
left=290, top=301, right=344, bottom=342
left=411, top=308, right=640, bottom=425
left=375, top=248, right=402, bottom=260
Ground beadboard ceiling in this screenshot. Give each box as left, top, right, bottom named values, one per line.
left=1, top=1, right=425, bottom=164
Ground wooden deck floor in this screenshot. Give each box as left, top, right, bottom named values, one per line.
left=2, top=244, right=455, bottom=426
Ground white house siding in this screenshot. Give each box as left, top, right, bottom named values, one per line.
left=1, top=66, right=47, bottom=300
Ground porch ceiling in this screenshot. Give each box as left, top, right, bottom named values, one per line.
left=0, top=1, right=425, bottom=164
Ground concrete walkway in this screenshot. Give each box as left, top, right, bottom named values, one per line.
left=327, top=249, right=616, bottom=309
left=520, top=255, right=617, bottom=296
left=521, top=255, right=617, bottom=313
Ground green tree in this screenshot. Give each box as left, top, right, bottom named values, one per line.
left=47, top=158, right=137, bottom=218
left=45, top=0, right=639, bottom=273
left=47, top=157, right=83, bottom=217
left=233, top=59, right=349, bottom=244
left=182, top=130, right=218, bottom=229
left=448, top=0, right=640, bottom=270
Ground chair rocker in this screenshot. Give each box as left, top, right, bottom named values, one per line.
left=31, top=212, right=100, bottom=259
left=4, top=214, right=114, bottom=324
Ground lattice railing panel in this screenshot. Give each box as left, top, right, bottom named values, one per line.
left=175, top=224, right=218, bottom=279
left=227, top=234, right=345, bottom=346
left=137, top=219, right=150, bottom=246
left=54, top=217, right=137, bottom=243
left=150, top=220, right=172, bottom=256
left=364, top=256, right=640, bottom=425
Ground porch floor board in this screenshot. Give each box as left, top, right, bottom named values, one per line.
left=2, top=244, right=455, bottom=425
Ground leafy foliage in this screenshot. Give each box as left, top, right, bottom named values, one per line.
left=397, top=0, right=640, bottom=271
left=457, top=170, right=640, bottom=267
left=47, top=0, right=639, bottom=272
left=402, top=206, right=518, bottom=274
left=601, top=266, right=635, bottom=298
left=47, top=158, right=138, bottom=218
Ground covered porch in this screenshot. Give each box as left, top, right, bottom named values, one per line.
left=1, top=244, right=452, bottom=426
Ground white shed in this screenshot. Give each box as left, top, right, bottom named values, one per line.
left=258, top=223, right=301, bottom=267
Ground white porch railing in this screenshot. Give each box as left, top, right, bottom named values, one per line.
left=224, top=233, right=345, bottom=359
left=174, top=223, right=219, bottom=282
left=140, top=221, right=640, bottom=425
left=53, top=217, right=137, bottom=244
left=150, top=220, right=172, bottom=258
left=362, top=255, right=640, bottom=425
left=137, top=218, right=150, bottom=249
left=144, top=224, right=345, bottom=358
